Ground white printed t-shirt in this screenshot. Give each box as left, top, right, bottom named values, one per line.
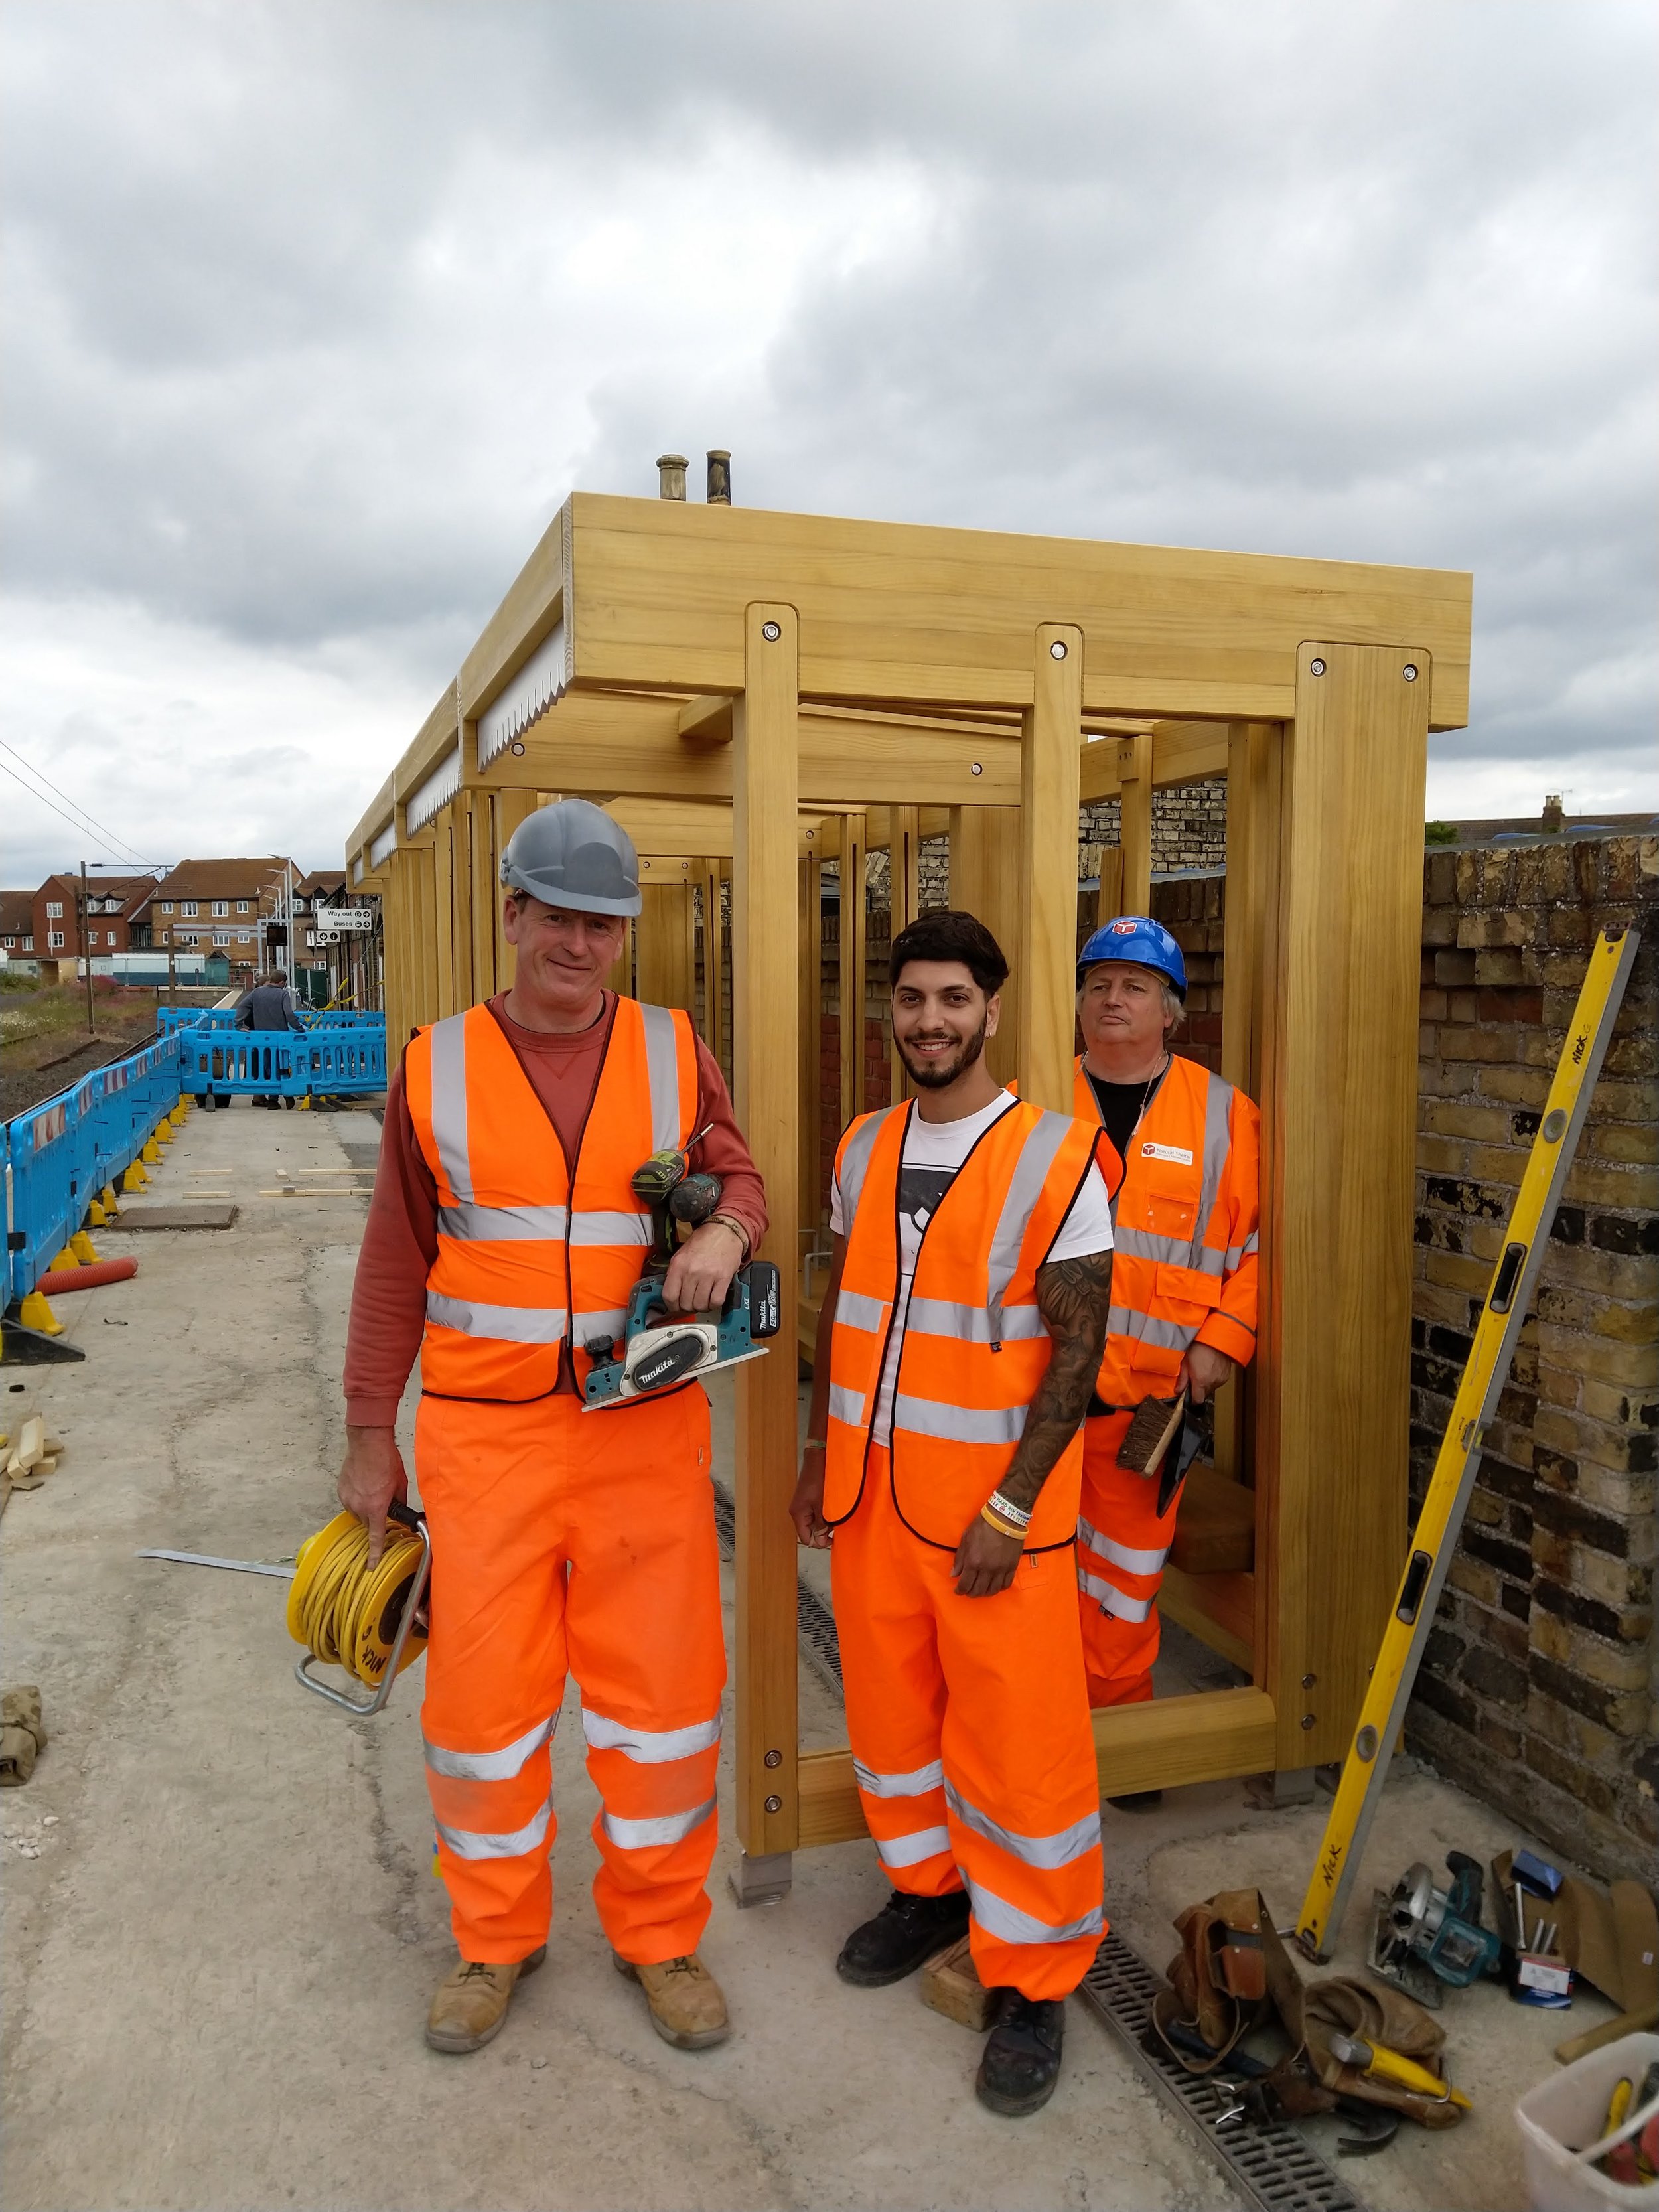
left=830, top=1090, right=1114, bottom=1448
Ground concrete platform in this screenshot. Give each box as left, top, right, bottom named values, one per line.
left=0, top=1100, right=1619, bottom=2210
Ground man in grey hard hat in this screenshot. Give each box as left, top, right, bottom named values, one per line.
left=340, top=798, right=768, bottom=2057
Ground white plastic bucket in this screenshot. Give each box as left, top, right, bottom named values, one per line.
left=1515, top=2031, right=1659, bottom=2212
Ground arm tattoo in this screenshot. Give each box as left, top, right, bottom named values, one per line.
left=997, top=1250, right=1113, bottom=1514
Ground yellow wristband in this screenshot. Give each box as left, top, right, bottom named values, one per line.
left=979, top=1503, right=1027, bottom=1543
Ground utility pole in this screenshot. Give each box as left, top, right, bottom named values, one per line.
left=79, top=860, right=96, bottom=1035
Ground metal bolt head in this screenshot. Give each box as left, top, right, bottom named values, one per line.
left=764, top=1748, right=782, bottom=1769
left=1050, top=639, right=1068, bottom=660
left=762, top=620, right=782, bottom=642
left=1301, top=1673, right=1316, bottom=1688
left=970, top=761, right=983, bottom=776
left=510, top=739, right=526, bottom=756
left=1402, top=663, right=1419, bottom=682
left=1301, top=1713, right=1316, bottom=1730
left=764, top=1793, right=782, bottom=1814
left=1309, top=657, right=1327, bottom=677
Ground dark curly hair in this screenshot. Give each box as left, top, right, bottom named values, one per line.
left=890, top=909, right=1009, bottom=997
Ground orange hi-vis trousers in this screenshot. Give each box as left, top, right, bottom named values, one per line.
left=831, top=1447, right=1105, bottom=2002
left=415, top=1384, right=725, bottom=1966
left=1077, top=1408, right=1183, bottom=1708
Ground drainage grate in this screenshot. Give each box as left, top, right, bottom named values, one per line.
left=1076, top=1934, right=1366, bottom=2212
left=711, top=1479, right=843, bottom=1694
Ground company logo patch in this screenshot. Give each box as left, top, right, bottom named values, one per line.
left=1141, top=1142, right=1194, bottom=1165
left=1108, top=919, right=1141, bottom=934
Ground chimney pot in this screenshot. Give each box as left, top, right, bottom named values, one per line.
left=656, top=454, right=689, bottom=501
left=706, top=449, right=731, bottom=505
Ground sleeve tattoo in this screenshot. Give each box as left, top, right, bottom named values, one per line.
left=997, top=1250, right=1114, bottom=1515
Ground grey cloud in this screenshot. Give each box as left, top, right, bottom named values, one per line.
left=1, top=0, right=1654, bottom=885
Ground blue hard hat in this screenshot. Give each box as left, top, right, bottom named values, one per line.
left=1076, top=915, right=1187, bottom=999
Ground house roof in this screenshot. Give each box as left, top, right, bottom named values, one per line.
left=295, top=869, right=348, bottom=899
left=0, top=889, right=36, bottom=935
left=37, top=871, right=159, bottom=916
left=151, top=858, right=292, bottom=903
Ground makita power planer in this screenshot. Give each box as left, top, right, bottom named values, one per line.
left=580, top=1141, right=782, bottom=1409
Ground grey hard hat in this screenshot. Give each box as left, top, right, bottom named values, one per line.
left=499, top=799, right=641, bottom=917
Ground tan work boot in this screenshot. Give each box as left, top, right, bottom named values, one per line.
left=613, top=1951, right=731, bottom=2049
left=425, top=1945, right=547, bottom=2054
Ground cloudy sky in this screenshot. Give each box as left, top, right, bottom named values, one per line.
left=3, top=0, right=1654, bottom=887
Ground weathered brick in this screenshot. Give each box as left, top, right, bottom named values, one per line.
left=1527, top=1653, right=1650, bottom=1735
left=1427, top=1102, right=1511, bottom=1142
left=1435, top=949, right=1479, bottom=987
left=1477, top=1065, right=1552, bottom=1108
left=1592, top=1122, right=1659, bottom=1165
left=1534, top=1406, right=1645, bottom=1473
left=1529, top=1613, right=1650, bottom=1690
left=1448, top=1555, right=1500, bottom=1607
left=1524, top=1733, right=1618, bottom=1817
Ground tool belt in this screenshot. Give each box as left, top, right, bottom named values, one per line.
left=1150, top=1889, right=1464, bottom=2128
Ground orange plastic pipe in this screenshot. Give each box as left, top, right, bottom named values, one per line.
left=38, top=1258, right=138, bottom=1293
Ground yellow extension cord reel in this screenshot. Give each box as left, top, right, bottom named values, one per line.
left=288, top=1500, right=431, bottom=1715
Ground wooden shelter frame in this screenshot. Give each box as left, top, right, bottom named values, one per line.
left=348, top=492, right=1471, bottom=1901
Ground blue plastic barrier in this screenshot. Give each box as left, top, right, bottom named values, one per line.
left=3, top=1033, right=183, bottom=1309
left=155, top=1007, right=383, bottom=1036
left=173, top=1018, right=387, bottom=1103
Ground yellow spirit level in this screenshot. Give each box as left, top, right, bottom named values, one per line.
left=1297, top=925, right=1640, bottom=1962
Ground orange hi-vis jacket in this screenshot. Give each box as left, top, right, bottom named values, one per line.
left=405, top=999, right=699, bottom=1402
left=1072, top=1053, right=1260, bottom=1407
left=825, top=1099, right=1106, bottom=1552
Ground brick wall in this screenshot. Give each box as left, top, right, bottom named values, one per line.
left=1407, top=836, right=1658, bottom=1881
left=810, top=829, right=1658, bottom=1878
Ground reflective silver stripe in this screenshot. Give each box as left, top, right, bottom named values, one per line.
left=837, top=1106, right=902, bottom=1228
left=828, top=1382, right=867, bottom=1428
left=601, top=1797, right=715, bottom=1850
left=427, top=1012, right=472, bottom=1202
left=638, top=1002, right=685, bottom=1153
left=569, top=1209, right=652, bottom=1246
left=1078, top=1568, right=1155, bottom=1622
left=853, top=1757, right=945, bottom=1799
left=573, top=1306, right=628, bottom=1345
left=1226, top=1230, right=1260, bottom=1268
left=875, top=1825, right=954, bottom=1869
left=424, top=1712, right=557, bottom=1781
left=833, top=1289, right=887, bottom=1333
left=906, top=1296, right=1047, bottom=1344
left=425, top=1290, right=566, bottom=1343
left=1198, top=1074, right=1232, bottom=1258
left=965, top=1874, right=1103, bottom=1947
left=1077, top=1516, right=1169, bottom=1578
left=894, top=1394, right=1025, bottom=1447
left=437, top=1201, right=567, bottom=1242
left=581, top=1708, right=723, bottom=1764
left=1106, top=1304, right=1196, bottom=1353
left=436, top=1795, right=553, bottom=1860
left=1114, top=1224, right=1225, bottom=1280
left=946, top=1782, right=1100, bottom=1872
left=986, top=1108, right=1072, bottom=1331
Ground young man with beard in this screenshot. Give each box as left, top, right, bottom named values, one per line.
left=790, top=910, right=1116, bottom=2118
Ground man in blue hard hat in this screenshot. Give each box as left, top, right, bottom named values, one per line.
left=1070, top=916, right=1260, bottom=1779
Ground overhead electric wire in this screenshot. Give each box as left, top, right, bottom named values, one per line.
left=0, top=737, right=156, bottom=868
left=0, top=758, right=141, bottom=867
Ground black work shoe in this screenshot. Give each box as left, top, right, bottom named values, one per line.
left=835, top=1887, right=971, bottom=1987
left=976, top=1990, right=1066, bottom=2116
left=1107, top=1789, right=1163, bottom=1812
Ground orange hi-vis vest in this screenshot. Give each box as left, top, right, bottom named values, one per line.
left=825, top=1099, right=1105, bottom=1552
left=1072, top=1053, right=1260, bottom=1408
left=405, top=997, right=699, bottom=1402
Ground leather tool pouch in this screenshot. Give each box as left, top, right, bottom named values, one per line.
left=1151, top=1887, right=1465, bottom=2128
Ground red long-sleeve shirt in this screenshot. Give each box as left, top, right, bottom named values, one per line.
left=344, top=993, right=768, bottom=1424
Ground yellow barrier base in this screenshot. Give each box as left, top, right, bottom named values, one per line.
left=70, top=1232, right=99, bottom=1266
left=19, top=1291, right=61, bottom=1336
left=122, top=1162, right=148, bottom=1193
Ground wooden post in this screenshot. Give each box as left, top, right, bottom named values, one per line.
left=469, top=788, right=496, bottom=1006
left=731, top=601, right=800, bottom=1897
left=886, top=806, right=920, bottom=1106
left=1017, top=626, right=1084, bottom=1112
left=493, top=789, right=537, bottom=993
left=431, top=815, right=456, bottom=1021
left=799, top=855, right=824, bottom=1236
left=636, top=876, right=696, bottom=1012
left=1094, top=844, right=1124, bottom=931
left=1261, top=645, right=1428, bottom=1769
left=838, top=812, right=867, bottom=1133
left=948, top=806, right=1022, bottom=1087
left=695, top=860, right=723, bottom=1058
left=1117, top=732, right=1154, bottom=915
left=1212, top=721, right=1280, bottom=1485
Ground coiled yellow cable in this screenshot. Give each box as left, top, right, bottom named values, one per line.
left=286, top=1510, right=429, bottom=1688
